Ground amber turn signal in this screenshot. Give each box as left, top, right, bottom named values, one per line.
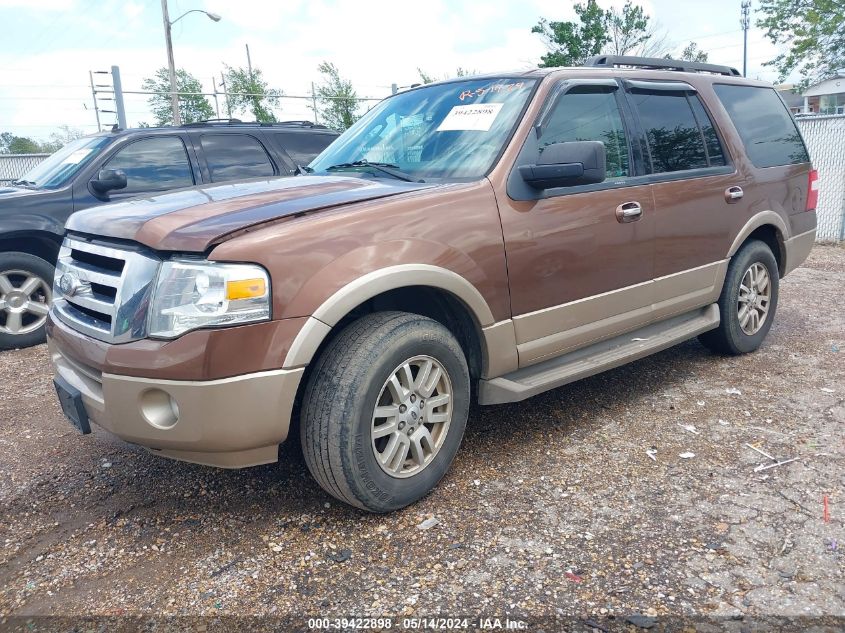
left=226, top=278, right=267, bottom=300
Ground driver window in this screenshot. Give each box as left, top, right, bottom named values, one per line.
left=539, top=86, right=630, bottom=178
left=103, top=136, right=194, bottom=194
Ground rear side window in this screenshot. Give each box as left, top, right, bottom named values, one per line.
left=630, top=90, right=725, bottom=173
left=539, top=86, right=630, bottom=178
left=200, top=133, right=275, bottom=182
left=274, top=132, right=336, bottom=166
left=713, top=84, right=809, bottom=167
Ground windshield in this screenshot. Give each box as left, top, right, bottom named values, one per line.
left=18, top=135, right=111, bottom=189
left=310, top=77, right=537, bottom=180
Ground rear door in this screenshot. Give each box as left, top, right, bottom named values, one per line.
left=195, top=132, right=278, bottom=183
left=623, top=80, right=742, bottom=316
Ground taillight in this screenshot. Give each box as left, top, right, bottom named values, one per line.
left=806, top=169, right=819, bottom=211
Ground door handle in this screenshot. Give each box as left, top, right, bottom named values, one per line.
left=725, top=186, right=744, bottom=203
left=616, top=201, right=643, bottom=223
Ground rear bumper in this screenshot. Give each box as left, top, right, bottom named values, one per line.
left=49, top=339, right=303, bottom=468
left=783, top=227, right=816, bottom=276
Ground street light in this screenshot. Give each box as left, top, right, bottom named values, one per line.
left=160, top=1, right=222, bottom=126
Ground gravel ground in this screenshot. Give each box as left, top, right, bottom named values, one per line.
left=0, top=246, right=843, bottom=630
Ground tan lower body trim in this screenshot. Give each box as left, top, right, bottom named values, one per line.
left=50, top=340, right=303, bottom=468
left=783, top=228, right=816, bottom=276
left=481, top=320, right=519, bottom=378
left=514, top=260, right=728, bottom=367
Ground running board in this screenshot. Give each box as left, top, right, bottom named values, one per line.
left=478, top=303, right=720, bottom=405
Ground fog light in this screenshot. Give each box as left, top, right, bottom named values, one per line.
left=139, top=389, right=180, bottom=429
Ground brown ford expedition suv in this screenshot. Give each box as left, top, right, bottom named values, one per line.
left=48, top=56, right=817, bottom=512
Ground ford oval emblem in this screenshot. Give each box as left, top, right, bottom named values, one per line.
left=59, top=272, right=79, bottom=297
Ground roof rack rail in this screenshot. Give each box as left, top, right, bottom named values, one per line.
left=182, top=118, right=328, bottom=129
left=585, top=55, right=741, bottom=77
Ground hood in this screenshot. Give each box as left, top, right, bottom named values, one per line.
left=0, top=185, right=57, bottom=200
left=66, top=175, right=438, bottom=252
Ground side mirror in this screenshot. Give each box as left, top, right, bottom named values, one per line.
left=90, top=169, right=127, bottom=195
left=519, top=141, right=606, bottom=189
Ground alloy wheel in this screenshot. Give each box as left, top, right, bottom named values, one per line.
left=371, top=355, right=453, bottom=478
left=0, top=270, right=52, bottom=336
left=737, top=262, right=771, bottom=335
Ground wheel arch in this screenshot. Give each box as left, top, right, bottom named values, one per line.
left=0, top=231, right=62, bottom=265
left=283, top=265, right=516, bottom=383
left=727, top=212, right=787, bottom=277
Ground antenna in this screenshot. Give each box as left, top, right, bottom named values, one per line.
left=740, top=0, right=752, bottom=77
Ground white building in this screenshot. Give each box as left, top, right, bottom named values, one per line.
left=802, top=73, right=845, bottom=115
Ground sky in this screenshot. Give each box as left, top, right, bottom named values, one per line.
left=0, top=0, right=789, bottom=141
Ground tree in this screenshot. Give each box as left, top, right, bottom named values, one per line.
left=0, top=132, right=14, bottom=153
left=532, top=0, right=610, bottom=67
left=673, top=42, right=709, bottom=62
left=312, top=61, right=361, bottom=132
left=532, top=0, right=668, bottom=66
left=0, top=133, right=42, bottom=154
left=142, top=68, right=214, bottom=126
left=417, top=67, right=480, bottom=84
left=223, top=65, right=282, bottom=122
left=606, top=1, right=650, bottom=55
left=757, top=0, right=845, bottom=85
left=40, top=125, right=87, bottom=153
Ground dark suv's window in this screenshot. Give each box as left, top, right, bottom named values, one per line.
left=631, top=89, right=725, bottom=173
left=713, top=84, right=810, bottom=168
left=539, top=86, right=630, bottom=178
left=274, top=132, right=336, bottom=166
left=104, top=136, right=194, bottom=193
left=200, top=133, right=275, bottom=182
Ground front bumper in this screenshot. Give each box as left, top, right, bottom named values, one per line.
left=49, top=339, right=303, bottom=468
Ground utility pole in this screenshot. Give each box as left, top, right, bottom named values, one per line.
left=740, top=0, right=751, bottom=77
left=111, top=65, right=127, bottom=129
left=161, top=0, right=181, bottom=126
left=221, top=72, right=232, bottom=117
left=212, top=77, right=221, bottom=119
left=311, top=81, right=319, bottom=124
left=246, top=43, right=253, bottom=80
left=89, top=71, right=102, bottom=132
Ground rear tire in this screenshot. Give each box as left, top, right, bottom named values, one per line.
left=0, top=252, right=54, bottom=351
left=699, top=239, right=779, bottom=355
left=300, top=311, right=469, bottom=512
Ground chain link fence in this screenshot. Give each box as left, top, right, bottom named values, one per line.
left=0, top=153, right=49, bottom=185
left=797, top=115, right=845, bottom=243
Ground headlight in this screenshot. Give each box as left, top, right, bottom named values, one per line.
left=148, top=260, right=270, bottom=339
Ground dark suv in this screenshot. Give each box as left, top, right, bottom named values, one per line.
left=0, top=120, right=338, bottom=349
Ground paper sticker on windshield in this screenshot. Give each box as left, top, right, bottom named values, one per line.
left=61, top=149, right=93, bottom=165
left=436, top=103, right=504, bottom=132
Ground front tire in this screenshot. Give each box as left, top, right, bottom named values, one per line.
left=699, top=239, right=779, bottom=355
left=0, top=252, right=54, bottom=351
left=300, top=311, right=470, bottom=512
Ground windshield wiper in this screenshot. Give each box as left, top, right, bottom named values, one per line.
left=12, top=179, right=36, bottom=187
left=325, top=160, right=423, bottom=183
left=294, top=164, right=313, bottom=175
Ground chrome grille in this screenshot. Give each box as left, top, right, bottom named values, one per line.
left=52, top=236, right=161, bottom=343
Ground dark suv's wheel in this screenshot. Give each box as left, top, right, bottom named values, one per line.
left=300, top=311, right=470, bottom=512
left=699, top=239, right=779, bottom=355
left=0, top=252, right=54, bottom=351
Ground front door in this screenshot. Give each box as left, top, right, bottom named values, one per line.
left=73, top=135, right=197, bottom=211
left=497, top=81, right=656, bottom=367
